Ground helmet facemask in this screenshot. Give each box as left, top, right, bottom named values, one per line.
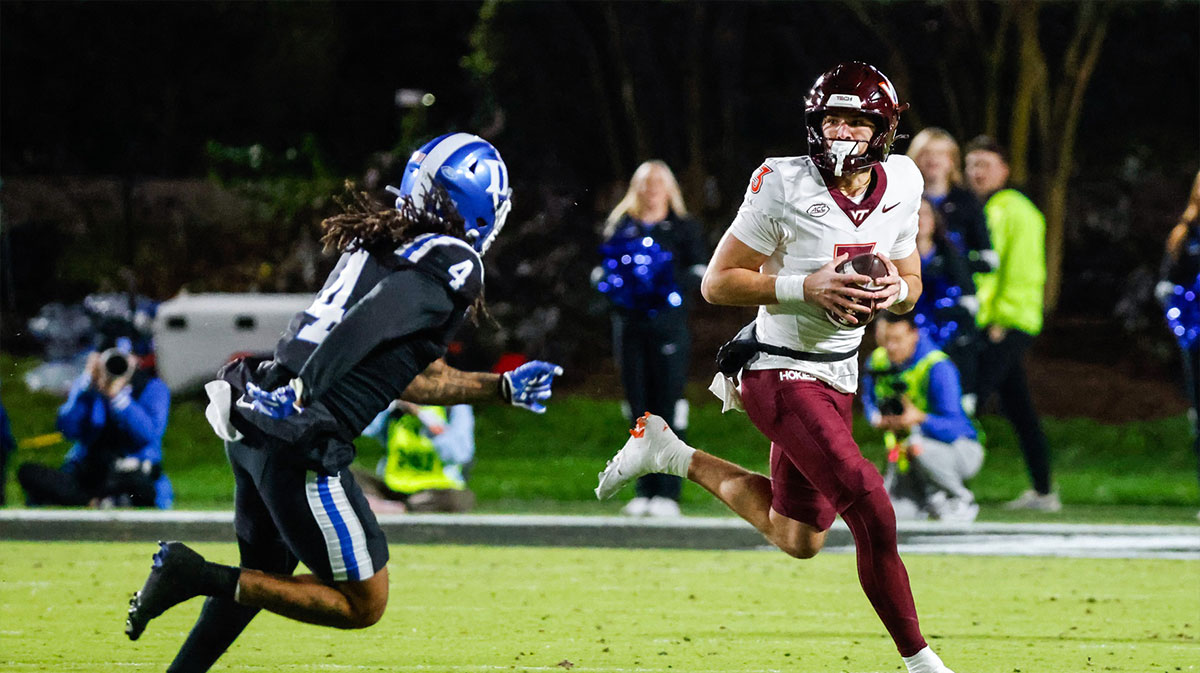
left=804, top=62, right=907, bottom=176
left=807, top=109, right=893, bottom=176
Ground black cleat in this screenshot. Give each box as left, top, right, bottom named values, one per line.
left=125, top=541, right=206, bottom=641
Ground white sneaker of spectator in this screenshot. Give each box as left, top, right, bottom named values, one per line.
left=927, top=492, right=979, bottom=523
left=1003, top=489, right=1062, bottom=512
left=645, top=496, right=682, bottom=518
left=621, top=497, right=651, bottom=517
left=891, top=497, right=929, bottom=521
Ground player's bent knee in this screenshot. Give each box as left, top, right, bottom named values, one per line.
left=778, top=537, right=823, bottom=559
left=347, top=600, right=386, bottom=629
left=775, top=529, right=826, bottom=560
left=339, top=568, right=389, bottom=629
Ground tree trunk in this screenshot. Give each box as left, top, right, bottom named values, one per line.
left=604, top=3, right=649, bottom=162
left=964, top=2, right=1012, bottom=140
left=1042, top=2, right=1111, bottom=313
left=680, top=3, right=708, bottom=210
left=564, top=4, right=624, bottom=179
left=1008, top=0, right=1045, bottom=187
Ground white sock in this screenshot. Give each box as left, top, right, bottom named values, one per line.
left=902, top=646, right=948, bottom=673
left=657, top=439, right=696, bottom=478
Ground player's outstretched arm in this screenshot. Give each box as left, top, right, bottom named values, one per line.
left=402, top=359, right=498, bottom=405
left=402, top=358, right=564, bottom=413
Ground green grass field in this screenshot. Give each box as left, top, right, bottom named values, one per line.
left=0, top=542, right=1196, bottom=672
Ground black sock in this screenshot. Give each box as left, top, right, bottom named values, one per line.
left=197, top=562, right=241, bottom=600
left=166, top=597, right=259, bottom=673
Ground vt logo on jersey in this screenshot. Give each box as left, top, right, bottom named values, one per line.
left=848, top=208, right=871, bottom=225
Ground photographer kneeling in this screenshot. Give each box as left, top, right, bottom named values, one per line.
left=862, top=312, right=984, bottom=522
left=18, top=337, right=173, bottom=509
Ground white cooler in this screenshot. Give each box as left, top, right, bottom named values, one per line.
left=153, top=292, right=311, bottom=391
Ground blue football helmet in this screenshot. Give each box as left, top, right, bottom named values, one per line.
left=386, top=133, right=512, bottom=254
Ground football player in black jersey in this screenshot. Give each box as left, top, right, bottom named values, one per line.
left=124, top=134, right=563, bottom=672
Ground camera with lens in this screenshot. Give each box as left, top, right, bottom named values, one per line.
left=877, top=378, right=909, bottom=417
left=100, top=347, right=133, bottom=378
left=877, top=396, right=906, bottom=417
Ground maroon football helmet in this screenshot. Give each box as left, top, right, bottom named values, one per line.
left=805, top=62, right=908, bottom=176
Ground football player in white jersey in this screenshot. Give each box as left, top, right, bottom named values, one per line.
left=597, top=62, right=956, bottom=673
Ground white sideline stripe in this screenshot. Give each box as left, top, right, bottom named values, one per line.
left=5, top=510, right=1199, bottom=558
left=1, top=508, right=1197, bottom=537
left=0, top=662, right=868, bottom=667
left=1, top=665, right=855, bottom=672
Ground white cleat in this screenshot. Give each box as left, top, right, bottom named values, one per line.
left=595, top=413, right=692, bottom=501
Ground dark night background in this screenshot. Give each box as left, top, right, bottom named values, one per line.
left=1, top=0, right=1197, bottom=419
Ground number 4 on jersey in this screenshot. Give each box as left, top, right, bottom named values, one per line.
left=448, top=259, right=474, bottom=291
left=296, top=250, right=368, bottom=345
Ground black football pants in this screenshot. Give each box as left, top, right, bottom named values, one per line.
left=1181, top=341, right=1200, bottom=484
left=974, top=328, right=1052, bottom=495
left=612, top=311, right=690, bottom=501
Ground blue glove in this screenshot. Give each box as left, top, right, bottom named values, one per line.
left=501, top=361, right=564, bottom=414
left=244, top=381, right=301, bottom=419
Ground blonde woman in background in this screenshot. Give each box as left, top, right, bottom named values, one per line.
left=1157, top=171, right=1200, bottom=517
left=907, top=128, right=996, bottom=275
left=595, top=161, right=709, bottom=517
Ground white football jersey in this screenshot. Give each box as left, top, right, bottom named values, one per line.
left=725, top=154, right=922, bottom=393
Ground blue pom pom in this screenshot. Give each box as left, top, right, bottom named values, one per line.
left=597, top=231, right=680, bottom=313
left=1164, top=273, right=1200, bottom=349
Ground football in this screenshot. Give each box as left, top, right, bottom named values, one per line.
left=825, top=252, right=889, bottom=329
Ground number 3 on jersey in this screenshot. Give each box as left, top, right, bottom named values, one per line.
left=296, top=250, right=368, bottom=345
left=448, top=259, right=474, bottom=290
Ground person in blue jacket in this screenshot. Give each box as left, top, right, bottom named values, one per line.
left=17, top=336, right=173, bottom=508
left=862, top=312, right=983, bottom=521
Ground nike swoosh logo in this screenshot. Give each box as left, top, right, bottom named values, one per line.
left=234, top=397, right=256, bottom=411
left=882, top=202, right=900, bottom=213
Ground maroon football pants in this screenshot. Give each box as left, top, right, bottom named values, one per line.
left=740, top=369, right=927, bottom=657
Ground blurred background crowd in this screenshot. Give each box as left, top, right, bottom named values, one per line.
left=1, top=1, right=1197, bottom=515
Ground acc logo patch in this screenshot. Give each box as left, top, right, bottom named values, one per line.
left=807, top=203, right=830, bottom=217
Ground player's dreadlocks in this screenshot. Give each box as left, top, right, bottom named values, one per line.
left=321, top=181, right=490, bottom=321
left=321, top=181, right=467, bottom=253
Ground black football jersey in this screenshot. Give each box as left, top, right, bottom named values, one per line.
left=268, top=233, right=484, bottom=435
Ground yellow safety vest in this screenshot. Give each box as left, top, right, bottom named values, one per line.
left=868, top=347, right=985, bottom=457
left=382, top=407, right=465, bottom=494
left=868, top=347, right=949, bottom=414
